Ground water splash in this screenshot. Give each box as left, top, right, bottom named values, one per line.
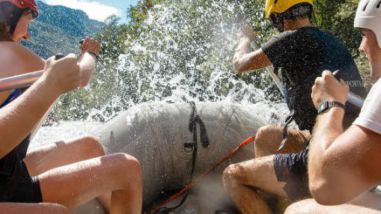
left=80, top=0, right=284, bottom=122
left=35, top=0, right=289, bottom=144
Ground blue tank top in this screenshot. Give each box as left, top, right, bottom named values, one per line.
left=0, top=89, right=31, bottom=177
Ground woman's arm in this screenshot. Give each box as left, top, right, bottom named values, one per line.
left=0, top=56, right=80, bottom=158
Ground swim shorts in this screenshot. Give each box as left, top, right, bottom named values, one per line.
left=274, top=147, right=310, bottom=201
left=273, top=129, right=311, bottom=201
left=0, top=159, right=42, bottom=203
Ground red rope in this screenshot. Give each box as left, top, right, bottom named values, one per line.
left=150, top=135, right=256, bottom=213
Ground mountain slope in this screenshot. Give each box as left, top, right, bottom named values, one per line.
left=23, top=1, right=104, bottom=58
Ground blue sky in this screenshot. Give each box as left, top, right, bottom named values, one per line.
left=41, top=0, right=139, bottom=23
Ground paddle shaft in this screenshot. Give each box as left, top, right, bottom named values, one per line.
left=0, top=53, right=96, bottom=92
left=0, top=70, right=44, bottom=92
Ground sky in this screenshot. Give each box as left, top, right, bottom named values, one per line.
left=42, top=0, right=139, bottom=23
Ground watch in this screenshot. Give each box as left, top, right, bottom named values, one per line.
left=317, top=101, right=345, bottom=114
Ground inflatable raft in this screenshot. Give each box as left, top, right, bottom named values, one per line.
left=74, top=101, right=266, bottom=213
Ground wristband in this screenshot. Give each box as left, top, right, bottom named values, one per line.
left=317, top=101, right=345, bottom=114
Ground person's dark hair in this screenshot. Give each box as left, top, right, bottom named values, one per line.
left=0, top=3, right=7, bottom=40
left=0, top=1, right=27, bottom=41
left=0, top=15, right=12, bottom=41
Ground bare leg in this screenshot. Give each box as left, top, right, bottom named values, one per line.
left=24, top=136, right=111, bottom=211
left=285, top=192, right=381, bottom=214
left=25, top=136, right=105, bottom=176
left=0, top=203, right=69, bottom=214
left=223, top=155, right=288, bottom=214
left=254, top=125, right=309, bottom=157
left=38, top=153, right=142, bottom=214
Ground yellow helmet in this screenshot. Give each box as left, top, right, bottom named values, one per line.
left=264, top=0, right=314, bottom=18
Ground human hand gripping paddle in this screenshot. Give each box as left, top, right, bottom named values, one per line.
left=310, top=70, right=365, bottom=109
left=0, top=38, right=100, bottom=91
left=332, top=70, right=364, bottom=108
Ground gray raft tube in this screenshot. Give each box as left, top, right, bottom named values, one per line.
left=0, top=52, right=96, bottom=92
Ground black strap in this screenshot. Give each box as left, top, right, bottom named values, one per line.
left=277, top=110, right=295, bottom=151
left=188, top=102, right=209, bottom=149
left=156, top=102, right=210, bottom=213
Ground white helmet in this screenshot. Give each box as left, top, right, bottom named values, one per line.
left=354, top=0, right=381, bottom=48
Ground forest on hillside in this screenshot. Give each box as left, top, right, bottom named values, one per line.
left=24, top=1, right=103, bottom=58
left=47, top=0, right=369, bottom=123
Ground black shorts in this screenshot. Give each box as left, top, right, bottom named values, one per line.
left=273, top=147, right=310, bottom=201
left=0, top=160, right=42, bottom=203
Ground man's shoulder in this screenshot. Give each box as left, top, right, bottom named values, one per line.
left=269, top=27, right=322, bottom=44
left=264, top=30, right=299, bottom=50
left=298, top=27, right=343, bottom=44
left=271, top=29, right=298, bottom=40
left=276, top=26, right=319, bottom=36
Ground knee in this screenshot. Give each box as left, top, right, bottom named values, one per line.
left=53, top=204, right=70, bottom=214
left=255, top=125, right=280, bottom=148
left=112, top=153, right=142, bottom=178
left=223, top=164, right=244, bottom=189
left=256, top=125, right=276, bottom=143
left=78, top=136, right=105, bottom=157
